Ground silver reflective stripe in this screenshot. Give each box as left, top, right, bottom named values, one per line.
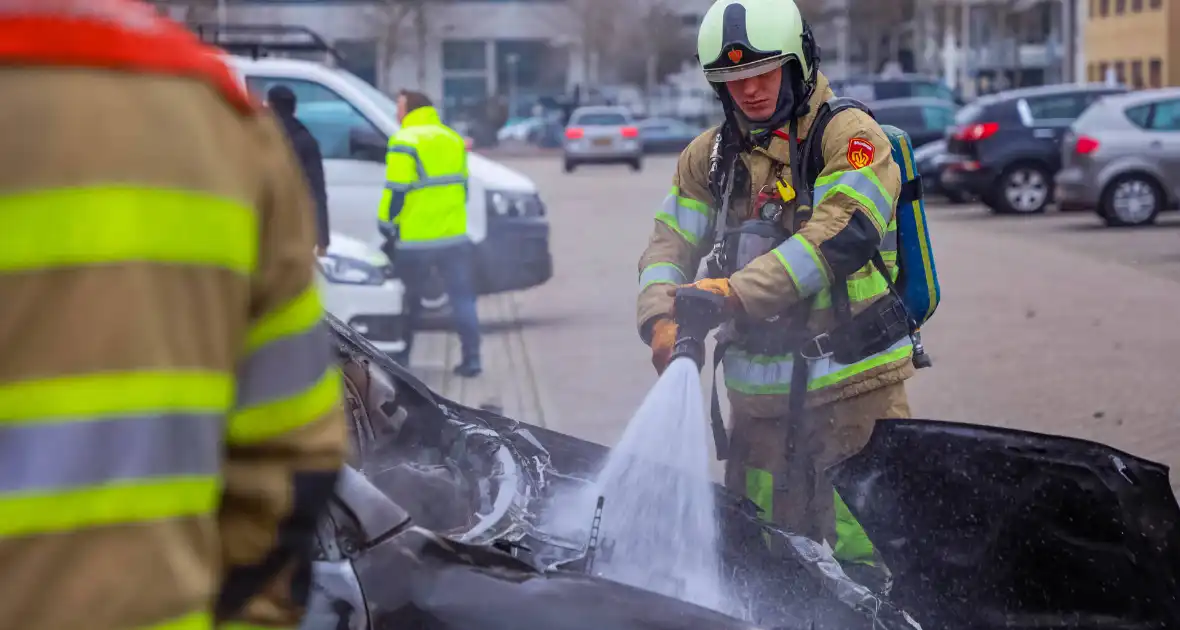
left=881, top=229, right=898, bottom=253
left=773, top=235, right=828, bottom=297
left=638, top=263, right=687, bottom=292
left=814, top=169, right=894, bottom=227
left=420, top=174, right=467, bottom=188
left=723, top=335, right=913, bottom=391
left=387, top=144, right=466, bottom=190
left=236, top=322, right=331, bottom=409
left=656, top=194, right=711, bottom=245
left=396, top=234, right=472, bottom=250
left=388, top=144, right=426, bottom=179
left=385, top=175, right=466, bottom=193
left=0, top=413, right=222, bottom=494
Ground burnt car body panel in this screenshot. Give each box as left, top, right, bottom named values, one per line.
left=318, top=314, right=919, bottom=630
left=318, top=314, right=1180, bottom=630
left=831, top=419, right=1180, bottom=629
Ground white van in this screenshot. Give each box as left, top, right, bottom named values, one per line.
left=226, top=55, right=554, bottom=301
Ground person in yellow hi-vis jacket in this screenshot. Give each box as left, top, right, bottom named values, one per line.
left=0, top=2, right=347, bottom=629
left=378, top=90, right=480, bottom=377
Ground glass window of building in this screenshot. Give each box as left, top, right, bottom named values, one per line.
left=1099, top=0, right=1109, bottom=15
left=1115, top=0, right=1125, bottom=13
left=1131, top=0, right=1143, bottom=10
left=1132, top=60, right=1144, bottom=88
left=443, top=40, right=488, bottom=72
left=1149, top=58, right=1162, bottom=88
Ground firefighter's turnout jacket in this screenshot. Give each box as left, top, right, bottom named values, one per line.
left=0, top=3, right=347, bottom=629
left=636, top=71, right=913, bottom=566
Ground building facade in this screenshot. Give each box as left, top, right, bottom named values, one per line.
left=173, top=0, right=584, bottom=123
left=1083, top=0, right=1175, bottom=88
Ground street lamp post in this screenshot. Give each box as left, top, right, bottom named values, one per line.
left=506, top=53, right=520, bottom=120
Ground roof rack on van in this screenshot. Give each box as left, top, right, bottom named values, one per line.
left=193, top=23, right=345, bottom=64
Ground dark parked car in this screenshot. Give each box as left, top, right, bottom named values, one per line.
left=868, top=97, right=958, bottom=148
left=637, top=117, right=703, bottom=154
left=941, top=83, right=1128, bottom=215
left=831, top=74, right=962, bottom=105
left=913, top=139, right=971, bottom=204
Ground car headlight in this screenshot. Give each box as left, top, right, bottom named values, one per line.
left=486, top=190, right=545, bottom=218
left=317, top=254, right=386, bottom=286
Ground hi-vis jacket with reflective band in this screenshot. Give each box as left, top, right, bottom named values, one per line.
left=0, top=4, right=347, bottom=630
left=637, top=72, right=914, bottom=408
left=378, top=106, right=469, bottom=249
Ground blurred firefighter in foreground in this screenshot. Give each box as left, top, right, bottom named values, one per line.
left=0, top=1, right=347, bottom=628
left=638, top=0, right=913, bottom=587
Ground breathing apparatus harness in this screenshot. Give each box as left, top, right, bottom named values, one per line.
left=674, top=28, right=914, bottom=460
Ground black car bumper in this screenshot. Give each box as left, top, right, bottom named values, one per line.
left=939, top=162, right=996, bottom=197
left=474, top=217, right=553, bottom=295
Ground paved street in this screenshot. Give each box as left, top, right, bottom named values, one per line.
left=427, top=154, right=1180, bottom=480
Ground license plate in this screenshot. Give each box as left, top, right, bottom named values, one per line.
left=593, top=137, right=612, bottom=147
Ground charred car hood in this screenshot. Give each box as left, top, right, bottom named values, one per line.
left=830, top=419, right=1180, bottom=629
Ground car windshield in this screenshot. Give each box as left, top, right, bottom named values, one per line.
left=574, top=112, right=628, bottom=126
left=336, top=69, right=400, bottom=123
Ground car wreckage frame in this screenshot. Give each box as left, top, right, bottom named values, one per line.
left=309, top=313, right=1180, bottom=630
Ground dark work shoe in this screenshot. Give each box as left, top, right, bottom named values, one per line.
left=453, top=359, right=482, bottom=378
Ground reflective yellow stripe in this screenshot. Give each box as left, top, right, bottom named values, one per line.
left=773, top=234, right=828, bottom=297
left=0, top=477, right=220, bottom=538
left=833, top=490, right=876, bottom=566
left=0, top=371, right=234, bottom=423
left=723, top=336, right=912, bottom=395
left=0, top=185, right=257, bottom=275
left=245, top=285, right=325, bottom=354
left=655, top=187, right=712, bottom=246
left=812, top=264, right=890, bottom=310
left=746, top=468, right=774, bottom=519
left=228, top=367, right=342, bottom=445
left=140, top=610, right=214, bottom=630
left=813, top=167, right=893, bottom=232
left=638, top=262, right=687, bottom=292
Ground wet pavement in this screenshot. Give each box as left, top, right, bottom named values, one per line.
left=423, top=154, right=1180, bottom=483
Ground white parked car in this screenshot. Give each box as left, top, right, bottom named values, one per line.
left=317, top=232, right=405, bottom=355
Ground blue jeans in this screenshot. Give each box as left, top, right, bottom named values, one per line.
left=396, top=242, right=481, bottom=363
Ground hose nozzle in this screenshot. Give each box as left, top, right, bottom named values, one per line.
left=669, top=287, right=728, bottom=369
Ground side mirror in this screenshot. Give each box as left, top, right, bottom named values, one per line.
left=349, top=127, right=388, bottom=163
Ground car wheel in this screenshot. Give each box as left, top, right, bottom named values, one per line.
left=1101, top=174, right=1162, bottom=227
left=629, top=158, right=643, bottom=172
left=563, top=159, right=576, bottom=173
left=996, top=164, right=1051, bottom=215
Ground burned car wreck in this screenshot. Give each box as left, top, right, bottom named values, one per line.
left=307, top=313, right=1180, bottom=630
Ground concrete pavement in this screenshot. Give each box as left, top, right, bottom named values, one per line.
left=418, top=154, right=1180, bottom=481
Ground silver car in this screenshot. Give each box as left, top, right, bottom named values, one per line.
left=562, top=106, right=643, bottom=173
left=1055, top=88, right=1180, bottom=227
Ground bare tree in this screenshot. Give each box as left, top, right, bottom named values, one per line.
left=366, top=0, right=451, bottom=90
left=847, top=0, right=912, bottom=72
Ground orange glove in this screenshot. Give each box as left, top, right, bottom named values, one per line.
left=672, top=278, right=743, bottom=316
left=650, top=318, right=678, bottom=375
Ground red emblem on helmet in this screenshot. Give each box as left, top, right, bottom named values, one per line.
left=728, top=49, right=743, bottom=64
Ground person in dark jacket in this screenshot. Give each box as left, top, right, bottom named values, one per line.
left=267, top=84, right=331, bottom=252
